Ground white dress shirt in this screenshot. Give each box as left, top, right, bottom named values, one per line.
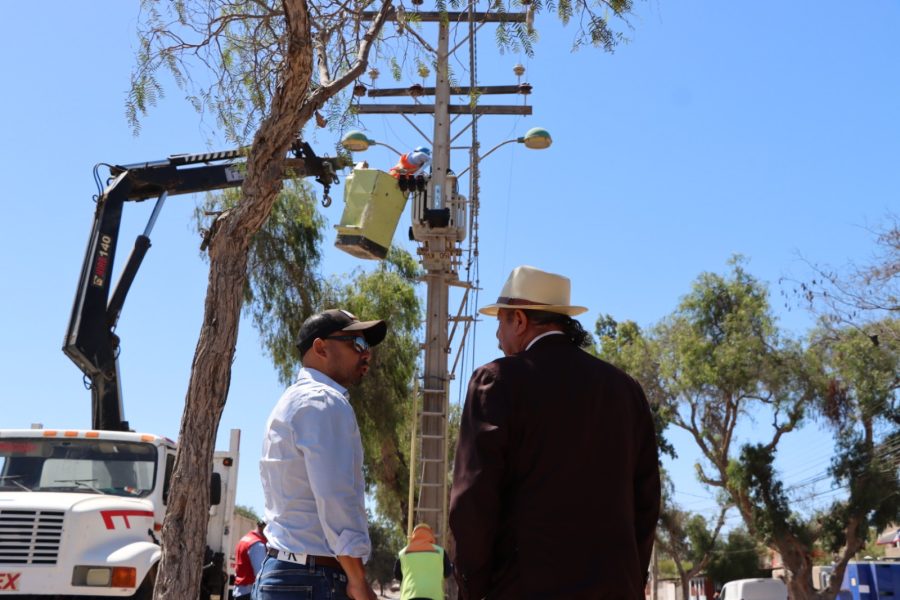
left=525, top=330, right=564, bottom=351
left=260, top=368, right=370, bottom=561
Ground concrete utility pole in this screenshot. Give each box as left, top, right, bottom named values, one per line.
left=357, top=5, right=531, bottom=547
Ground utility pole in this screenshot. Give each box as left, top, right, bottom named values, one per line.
left=357, top=5, right=531, bottom=547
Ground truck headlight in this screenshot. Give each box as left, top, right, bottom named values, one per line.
left=73, top=566, right=136, bottom=588
left=86, top=568, right=111, bottom=586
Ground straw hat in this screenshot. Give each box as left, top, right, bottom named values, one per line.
left=479, top=265, right=588, bottom=317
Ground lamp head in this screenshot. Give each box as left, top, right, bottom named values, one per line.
left=519, top=127, right=552, bottom=150
left=341, top=131, right=374, bottom=152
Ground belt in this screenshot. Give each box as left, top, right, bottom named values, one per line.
left=266, top=547, right=343, bottom=570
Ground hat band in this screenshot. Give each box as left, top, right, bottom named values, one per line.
left=496, top=296, right=552, bottom=306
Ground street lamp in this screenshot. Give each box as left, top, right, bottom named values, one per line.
left=457, top=127, right=552, bottom=177
left=519, top=127, right=552, bottom=149
left=340, top=130, right=403, bottom=155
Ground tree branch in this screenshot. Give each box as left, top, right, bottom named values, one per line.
left=298, top=0, right=393, bottom=122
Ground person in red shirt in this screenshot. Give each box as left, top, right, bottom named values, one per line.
left=233, top=520, right=267, bottom=598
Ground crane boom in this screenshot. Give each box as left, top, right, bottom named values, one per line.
left=63, top=140, right=344, bottom=431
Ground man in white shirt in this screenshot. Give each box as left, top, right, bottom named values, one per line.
left=255, top=309, right=387, bottom=600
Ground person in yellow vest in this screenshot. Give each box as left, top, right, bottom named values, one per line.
left=393, top=523, right=452, bottom=600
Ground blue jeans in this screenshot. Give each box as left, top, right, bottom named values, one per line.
left=252, top=555, right=349, bottom=600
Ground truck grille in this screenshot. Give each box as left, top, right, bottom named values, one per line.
left=0, top=509, right=65, bottom=565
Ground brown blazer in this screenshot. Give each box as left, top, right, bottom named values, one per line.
left=449, top=334, right=660, bottom=600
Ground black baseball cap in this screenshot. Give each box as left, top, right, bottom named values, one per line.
left=296, top=309, right=387, bottom=359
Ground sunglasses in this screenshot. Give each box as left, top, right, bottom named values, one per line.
left=325, top=334, right=370, bottom=354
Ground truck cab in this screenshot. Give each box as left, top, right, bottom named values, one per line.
left=0, top=428, right=239, bottom=598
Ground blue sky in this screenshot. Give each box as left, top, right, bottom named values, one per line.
left=1, top=1, right=897, bottom=526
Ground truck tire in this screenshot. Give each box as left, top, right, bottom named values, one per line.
left=131, top=564, right=157, bottom=600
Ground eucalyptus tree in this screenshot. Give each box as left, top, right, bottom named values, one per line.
left=654, top=473, right=727, bottom=600
left=128, top=0, right=643, bottom=597
left=596, top=258, right=808, bottom=510
left=737, top=319, right=899, bottom=599
left=597, top=258, right=899, bottom=599
left=766, top=214, right=900, bottom=598
left=596, top=259, right=812, bottom=594
left=651, top=259, right=809, bottom=520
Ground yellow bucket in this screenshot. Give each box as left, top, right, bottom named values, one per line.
left=335, top=168, right=408, bottom=260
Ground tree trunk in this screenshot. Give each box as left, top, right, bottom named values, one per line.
left=774, top=535, right=817, bottom=600
left=153, top=241, right=247, bottom=599
left=679, top=576, right=690, bottom=600
left=152, top=0, right=315, bottom=598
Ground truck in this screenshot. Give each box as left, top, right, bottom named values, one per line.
left=0, top=141, right=343, bottom=597
left=719, top=578, right=788, bottom=600
left=837, top=560, right=900, bottom=600
left=0, top=427, right=239, bottom=598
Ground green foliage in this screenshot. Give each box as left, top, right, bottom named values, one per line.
left=368, top=512, right=406, bottom=591
left=131, top=0, right=641, bottom=140
left=593, top=258, right=835, bottom=594
left=198, top=181, right=326, bottom=385
left=234, top=504, right=263, bottom=522
left=705, top=529, right=766, bottom=586
left=806, top=320, right=900, bottom=555
left=655, top=471, right=726, bottom=594
left=736, top=443, right=815, bottom=548
left=594, top=315, right=675, bottom=458
left=658, top=259, right=807, bottom=486
left=390, top=56, right=403, bottom=82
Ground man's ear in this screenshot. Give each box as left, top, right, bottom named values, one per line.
left=311, top=337, right=329, bottom=358
left=513, top=309, right=529, bottom=333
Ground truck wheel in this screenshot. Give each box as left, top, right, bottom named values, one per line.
left=131, top=565, right=157, bottom=600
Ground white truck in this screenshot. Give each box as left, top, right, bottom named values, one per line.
left=719, top=578, right=788, bottom=600
left=0, top=427, right=240, bottom=598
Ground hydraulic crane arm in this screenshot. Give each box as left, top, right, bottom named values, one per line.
left=63, top=140, right=345, bottom=431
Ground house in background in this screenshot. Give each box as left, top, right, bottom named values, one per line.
left=876, top=524, right=899, bottom=559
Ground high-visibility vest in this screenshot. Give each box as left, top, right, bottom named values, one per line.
left=234, top=530, right=266, bottom=586
left=398, top=543, right=444, bottom=600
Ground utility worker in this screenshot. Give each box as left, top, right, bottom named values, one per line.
left=233, top=520, right=267, bottom=598
left=393, top=523, right=452, bottom=600
left=388, top=147, right=431, bottom=178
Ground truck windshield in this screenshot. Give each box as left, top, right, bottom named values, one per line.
left=0, top=438, right=157, bottom=497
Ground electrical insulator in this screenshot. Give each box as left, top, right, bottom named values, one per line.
left=513, top=63, right=526, bottom=78
left=353, top=83, right=367, bottom=97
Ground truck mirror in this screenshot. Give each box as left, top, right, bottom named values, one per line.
left=210, top=472, right=222, bottom=506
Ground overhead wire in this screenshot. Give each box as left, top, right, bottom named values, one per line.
left=458, top=0, right=480, bottom=409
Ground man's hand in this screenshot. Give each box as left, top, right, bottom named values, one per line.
left=345, top=578, right=377, bottom=600
left=336, top=555, right=377, bottom=600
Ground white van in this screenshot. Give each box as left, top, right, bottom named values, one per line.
left=720, top=578, right=788, bottom=600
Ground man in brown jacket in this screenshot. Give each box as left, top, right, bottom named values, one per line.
left=449, top=265, right=661, bottom=599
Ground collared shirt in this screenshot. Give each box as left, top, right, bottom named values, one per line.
left=233, top=540, right=267, bottom=597
left=525, top=330, right=564, bottom=351
left=260, top=368, right=370, bottom=561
